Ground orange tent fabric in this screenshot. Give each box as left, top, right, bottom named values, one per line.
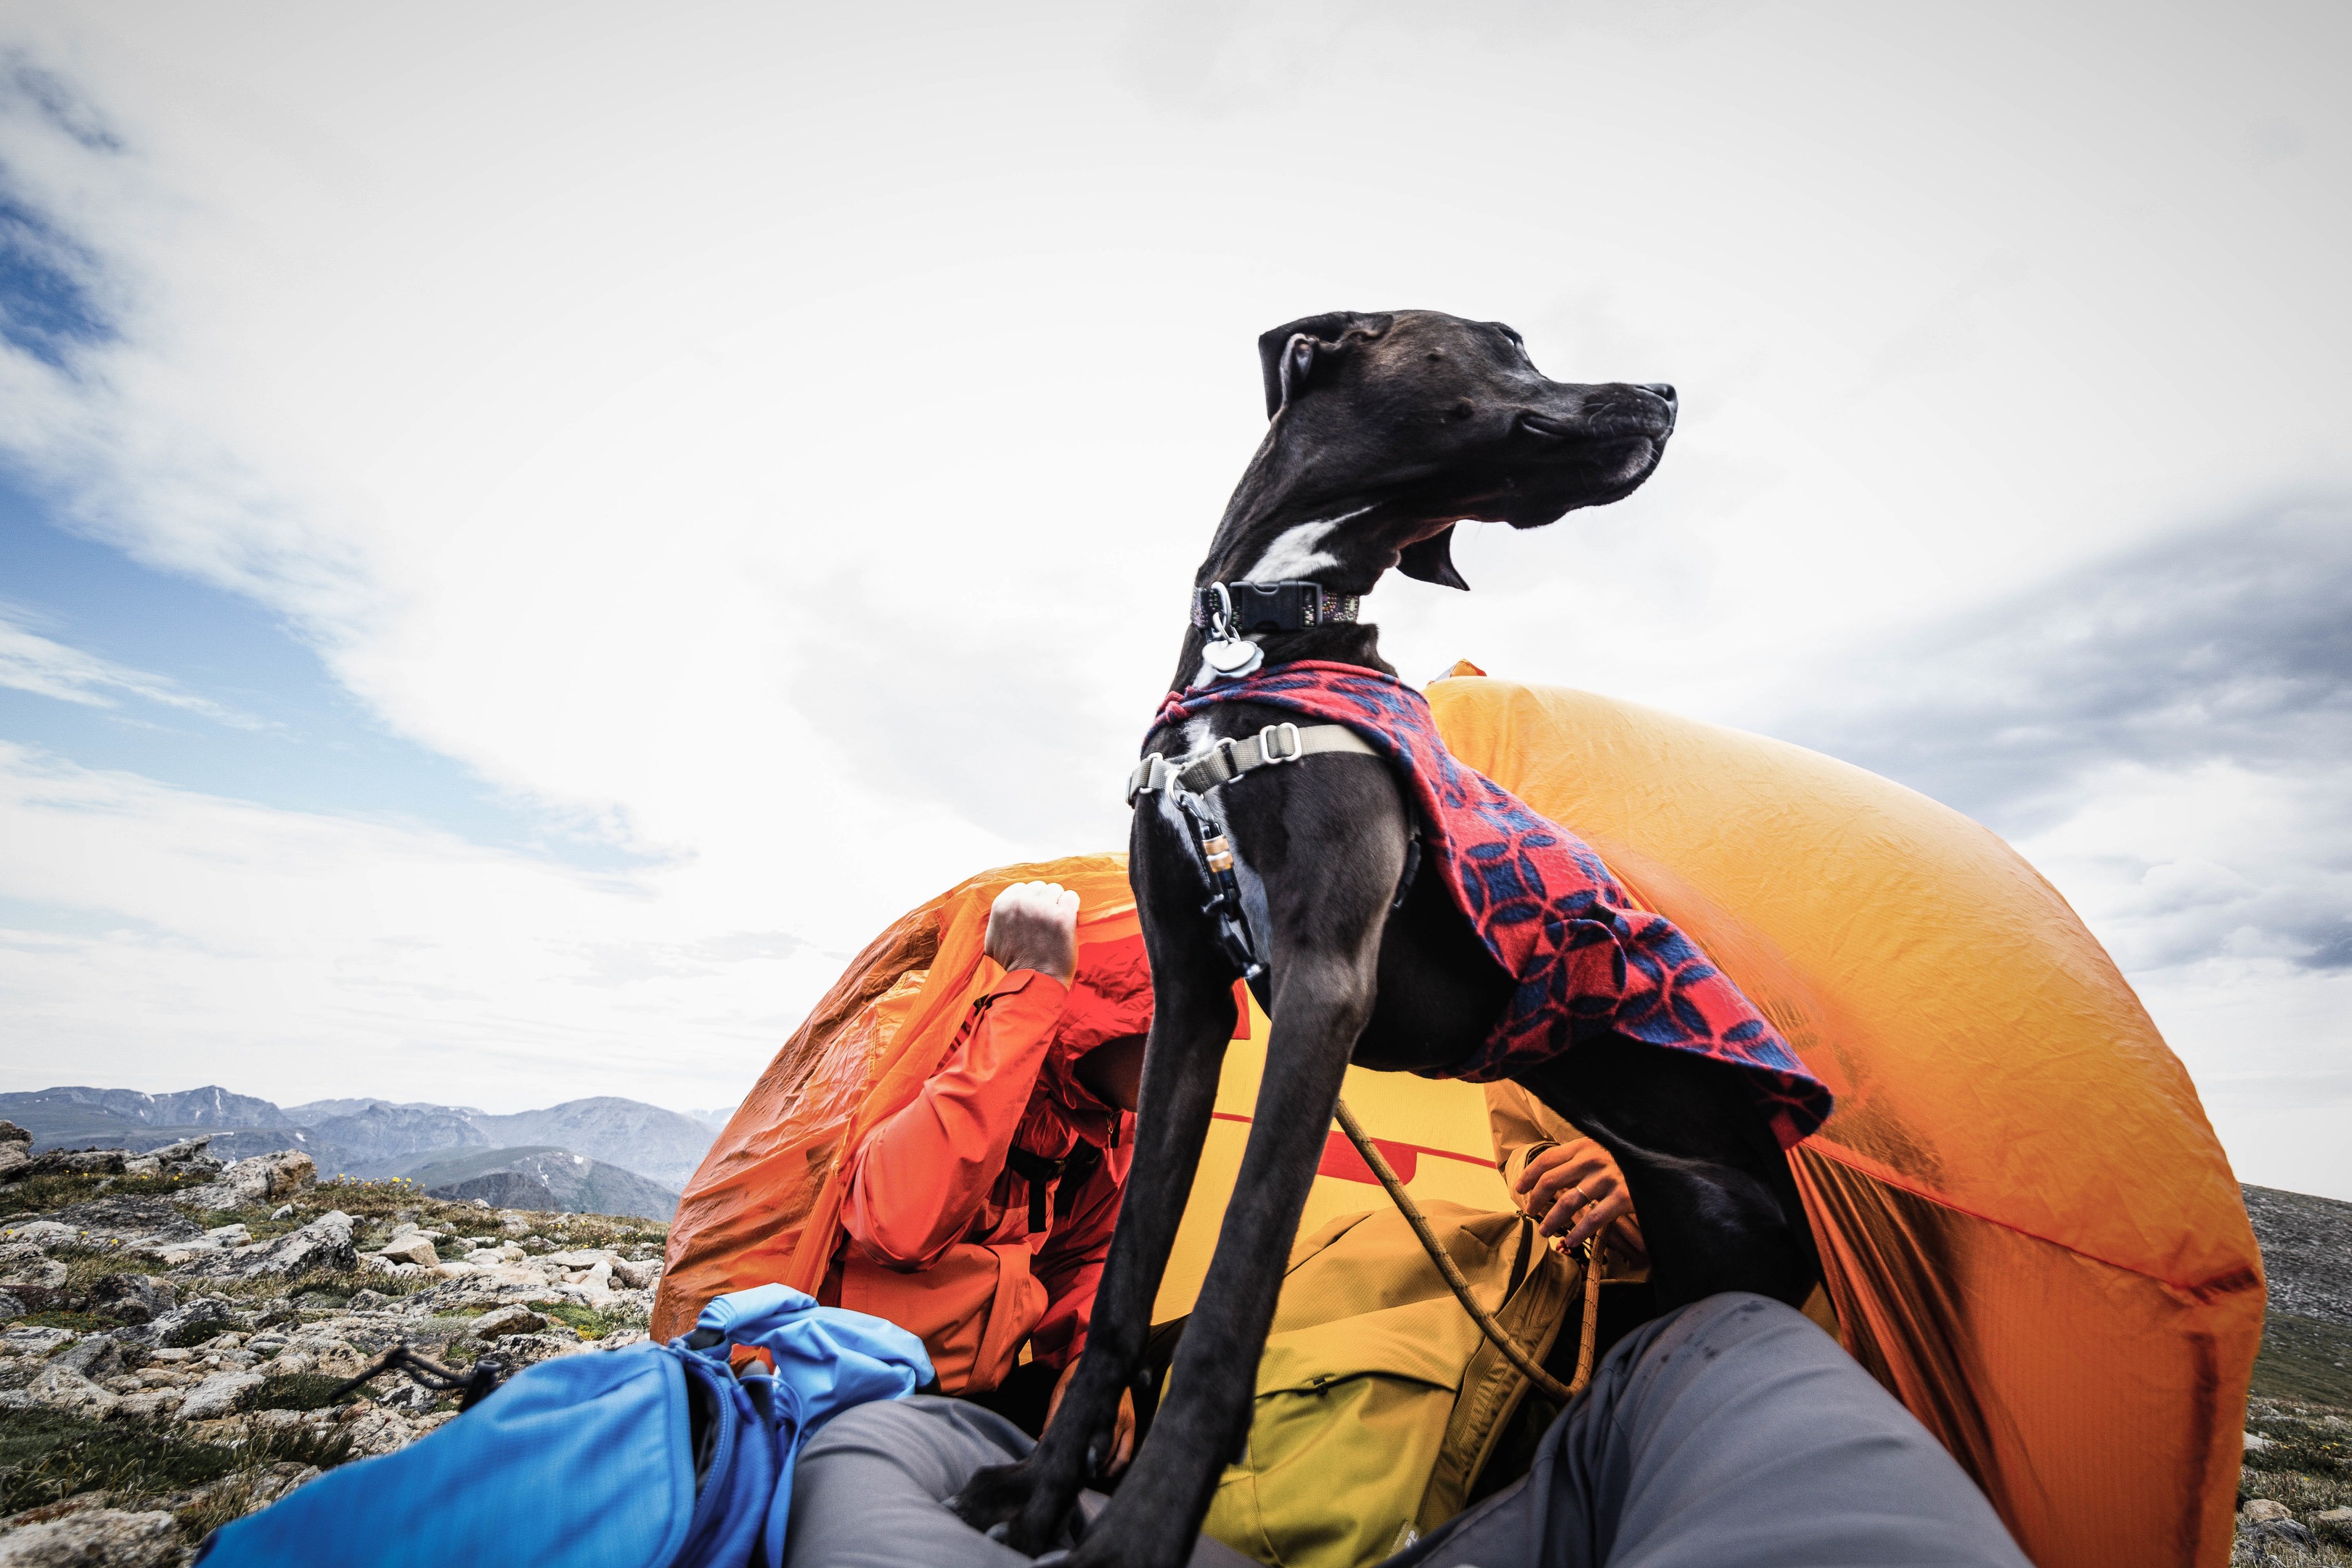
left=653, top=854, right=1146, bottom=1344
left=1427, top=667, right=2261, bottom=1568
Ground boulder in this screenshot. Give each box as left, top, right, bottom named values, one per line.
left=2242, top=1499, right=2292, bottom=1522
left=1, top=1325, right=76, bottom=1356
left=0, top=1291, right=22, bottom=1320
left=148, top=1134, right=224, bottom=1173
left=176, top=1368, right=265, bottom=1421
left=126, top=1294, right=242, bottom=1349
left=377, top=1234, right=440, bottom=1267
left=171, top=1210, right=354, bottom=1281
left=0, top=1119, right=29, bottom=1145
left=610, top=1257, right=658, bottom=1290
left=468, top=1304, right=546, bottom=1338
left=49, top=1334, right=130, bottom=1381
left=40, top=1196, right=204, bottom=1254
left=0, top=1362, right=120, bottom=1418
left=0, top=1507, right=182, bottom=1567
left=377, top=1382, right=436, bottom=1414
left=89, top=1273, right=176, bottom=1326
left=348, top=1289, right=391, bottom=1312
left=23, top=1148, right=128, bottom=1177
left=218, top=1150, right=318, bottom=1205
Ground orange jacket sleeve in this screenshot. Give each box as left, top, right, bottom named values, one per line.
left=838, top=969, right=1069, bottom=1270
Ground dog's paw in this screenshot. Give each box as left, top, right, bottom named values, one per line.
left=950, top=1458, right=1035, bottom=1532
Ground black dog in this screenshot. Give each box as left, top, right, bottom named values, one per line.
left=955, top=311, right=1818, bottom=1568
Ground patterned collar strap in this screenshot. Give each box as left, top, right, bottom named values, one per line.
left=1188, top=580, right=1361, bottom=634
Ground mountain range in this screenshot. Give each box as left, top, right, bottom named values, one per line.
left=0, top=1085, right=727, bottom=1220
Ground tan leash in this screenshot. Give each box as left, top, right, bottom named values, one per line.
left=1334, top=1098, right=1603, bottom=1404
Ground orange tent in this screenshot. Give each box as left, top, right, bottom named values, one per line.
left=661, top=671, right=2259, bottom=1568
left=1428, top=667, right=2261, bottom=1568
left=656, top=853, right=1522, bottom=1342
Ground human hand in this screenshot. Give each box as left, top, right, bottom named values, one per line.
left=1515, top=1136, right=1647, bottom=1259
left=1048, top=1357, right=1136, bottom=1477
left=984, top=881, right=1079, bottom=986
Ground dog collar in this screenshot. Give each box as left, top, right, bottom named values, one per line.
left=1188, top=580, right=1361, bottom=634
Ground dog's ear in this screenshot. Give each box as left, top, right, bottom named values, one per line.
left=1397, top=525, right=1470, bottom=590
left=1257, top=311, right=1392, bottom=418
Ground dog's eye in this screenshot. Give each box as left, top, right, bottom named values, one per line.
left=1450, top=400, right=1474, bottom=421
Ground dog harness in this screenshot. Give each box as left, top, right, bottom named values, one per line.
left=1133, top=659, right=1832, bottom=1149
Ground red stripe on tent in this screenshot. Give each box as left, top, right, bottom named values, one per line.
left=1209, top=1111, right=1495, bottom=1182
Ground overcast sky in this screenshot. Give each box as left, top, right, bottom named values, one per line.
left=1, top=1, right=2345, bottom=1194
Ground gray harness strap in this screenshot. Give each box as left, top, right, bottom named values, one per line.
left=1124, top=722, right=1378, bottom=806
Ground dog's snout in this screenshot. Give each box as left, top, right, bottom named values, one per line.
left=1643, top=383, right=1677, bottom=406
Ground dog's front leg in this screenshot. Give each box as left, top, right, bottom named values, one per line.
left=951, top=867, right=1238, bottom=1550
left=1063, top=946, right=1380, bottom=1568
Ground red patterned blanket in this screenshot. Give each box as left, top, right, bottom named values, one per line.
left=1156, top=662, right=1831, bottom=1148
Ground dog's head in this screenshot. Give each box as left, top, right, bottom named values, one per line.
left=1218, top=309, right=1675, bottom=591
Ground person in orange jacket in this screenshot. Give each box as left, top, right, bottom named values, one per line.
left=822, top=880, right=1147, bottom=1466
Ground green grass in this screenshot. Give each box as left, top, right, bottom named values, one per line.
left=0, top=1174, right=103, bottom=1220
left=528, top=1301, right=615, bottom=1339
left=0, top=1406, right=351, bottom=1516
left=247, top=1373, right=364, bottom=1413
left=2253, top=1315, right=2352, bottom=1411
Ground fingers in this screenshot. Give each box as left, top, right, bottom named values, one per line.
left=1519, top=1141, right=1622, bottom=1228
left=1516, top=1136, right=1644, bottom=1253
left=1555, top=1188, right=1634, bottom=1251
left=1108, top=1389, right=1136, bottom=1476
left=1609, top=1214, right=1649, bottom=1262
left=983, top=881, right=1081, bottom=984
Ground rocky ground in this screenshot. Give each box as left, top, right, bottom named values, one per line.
left=0, top=1119, right=666, bottom=1564
left=2237, top=1185, right=2352, bottom=1565
left=4, top=1122, right=2348, bottom=1565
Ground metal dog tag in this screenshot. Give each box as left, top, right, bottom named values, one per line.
left=1202, top=636, right=1265, bottom=679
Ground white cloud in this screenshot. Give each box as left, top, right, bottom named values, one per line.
left=0, top=2, right=2345, bottom=1186
left=0, top=607, right=256, bottom=726
left=0, top=743, right=849, bottom=1110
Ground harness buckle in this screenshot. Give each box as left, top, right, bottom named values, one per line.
left=1258, top=722, right=1303, bottom=764
left=1125, top=754, right=1171, bottom=806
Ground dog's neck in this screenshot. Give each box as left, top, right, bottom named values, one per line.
left=1167, top=449, right=1425, bottom=694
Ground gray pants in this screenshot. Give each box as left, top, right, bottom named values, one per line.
left=785, top=1397, right=1259, bottom=1568
left=1395, top=1292, right=2030, bottom=1568
left=786, top=1294, right=2028, bottom=1568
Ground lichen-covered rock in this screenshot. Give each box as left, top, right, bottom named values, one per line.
left=467, top=1304, right=545, bottom=1338
left=170, top=1212, right=352, bottom=1282
left=89, top=1275, right=176, bottom=1326
left=0, top=1363, right=121, bottom=1418
left=1, top=1325, right=76, bottom=1356
left=124, top=1295, right=242, bottom=1350
left=0, top=1292, right=22, bottom=1321
left=22, top=1148, right=128, bottom=1178
left=49, top=1334, right=131, bottom=1381
left=36, top=1197, right=203, bottom=1257
left=174, top=1369, right=264, bottom=1421
left=0, top=1506, right=182, bottom=1567
left=179, top=1151, right=317, bottom=1212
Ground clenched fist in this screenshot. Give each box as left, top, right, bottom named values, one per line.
left=983, top=881, right=1080, bottom=986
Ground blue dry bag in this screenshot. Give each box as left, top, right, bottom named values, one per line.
left=200, top=1283, right=931, bottom=1568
